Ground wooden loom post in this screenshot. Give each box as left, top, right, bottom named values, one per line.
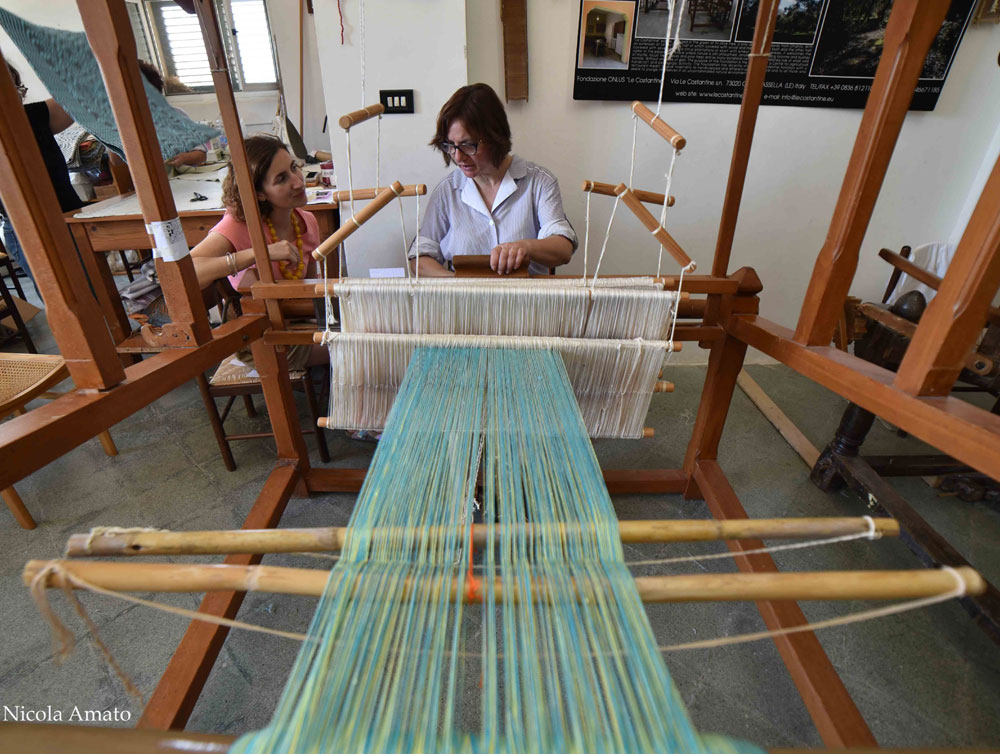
left=793, top=0, right=950, bottom=347
left=190, top=0, right=309, bottom=470
left=682, top=268, right=761, bottom=493
left=702, top=0, right=779, bottom=334
left=0, top=54, right=124, bottom=389
left=893, top=153, right=1000, bottom=395
left=77, top=0, right=212, bottom=349
left=190, top=0, right=285, bottom=330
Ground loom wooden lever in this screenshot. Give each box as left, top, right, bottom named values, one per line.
left=615, top=183, right=695, bottom=271
left=631, top=101, right=686, bottom=149
left=338, top=102, right=385, bottom=130
left=313, top=181, right=404, bottom=260
left=582, top=180, right=675, bottom=207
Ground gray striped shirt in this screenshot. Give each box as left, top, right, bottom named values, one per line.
left=409, top=155, right=577, bottom=275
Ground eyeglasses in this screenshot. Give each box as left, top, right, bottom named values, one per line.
left=439, top=140, right=481, bottom=156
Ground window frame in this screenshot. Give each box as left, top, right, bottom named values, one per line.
left=125, top=0, right=279, bottom=95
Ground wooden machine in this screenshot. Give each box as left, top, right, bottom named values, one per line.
left=1, top=0, right=997, bottom=750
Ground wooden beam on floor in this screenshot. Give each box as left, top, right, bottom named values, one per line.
left=694, top=459, right=877, bottom=747
left=137, top=462, right=301, bottom=731
left=737, top=370, right=820, bottom=467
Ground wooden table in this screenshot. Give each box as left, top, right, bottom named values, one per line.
left=66, top=190, right=338, bottom=351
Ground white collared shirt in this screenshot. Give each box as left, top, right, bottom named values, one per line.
left=408, top=154, right=577, bottom=275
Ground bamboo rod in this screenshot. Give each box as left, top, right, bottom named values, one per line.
left=582, top=180, right=674, bottom=207
left=614, top=183, right=695, bottom=270
left=329, top=184, right=426, bottom=203
left=24, top=560, right=981, bottom=602
left=63, top=517, right=901, bottom=557
left=338, top=103, right=385, bottom=130
left=631, top=101, right=686, bottom=149
left=642, top=427, right=655, bottom=438
left=313, top=181, right=404, bottom=260
left=654, top=380, right=675, bottom=393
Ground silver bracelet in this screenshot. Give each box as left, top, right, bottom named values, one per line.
left=227, top=252, right=238, bottom=276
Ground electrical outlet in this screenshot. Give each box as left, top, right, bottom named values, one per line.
left=379, top=89, right=415, bottom=114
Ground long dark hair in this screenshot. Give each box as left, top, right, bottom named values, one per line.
left=220, top=134, right=288, bottom=222
left=430, top=83, right=511, bottom=168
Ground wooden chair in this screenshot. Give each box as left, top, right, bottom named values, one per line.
left=0, top=353, right=118, bottom=528
left=0, top=247, right=36, bottom=353
left=197, top=358, right=329, bottom=472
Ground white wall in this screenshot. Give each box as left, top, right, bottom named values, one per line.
left=311, top=0, right=467, bottom=276
left=0, top=1, right=328, bottom=150
left=465, top=3, right=1000, bottom=362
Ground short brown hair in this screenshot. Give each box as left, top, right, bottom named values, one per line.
left=138, top=60, right=164, bottom=93
left=221, top=134, right=288, bottom=223
left=430, top=83, right=511, bottom=168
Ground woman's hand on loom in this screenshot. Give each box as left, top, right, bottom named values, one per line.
left=490, top=241, right=532, bottom=274
left=267, top=240, right=297, bottom=263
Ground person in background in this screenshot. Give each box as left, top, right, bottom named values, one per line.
left=137, top=60, right=207, bottom=168
left=0, top=63, right=82, bottom=300
left=408, top=83, right=576, bottom=277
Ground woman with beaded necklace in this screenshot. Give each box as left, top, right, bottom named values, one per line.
left=191, top=134, right=315, bottom=290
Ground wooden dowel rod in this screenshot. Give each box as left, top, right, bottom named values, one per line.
left=313, top=181, right=404, bottom=260
left=582, top=180, right=674, bottom=207
left=338, top=102, right=385, bottom=130
left=654, top=380, right=675, bottom=393
left=615, top=183, right=695, bottom=270
left=25, top=560, right=981, bottom=602
left=643, top=427, right=655, bottom=438
left=64, top=518, right=900, bottom=557
left=331, top=184, right=426, bottom=203
left=631, top=101, right=686, bottom=149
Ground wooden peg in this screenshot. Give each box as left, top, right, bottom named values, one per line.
left=631, top=101, right=686, bottom=149
left=642, top=427, right=655, bottom=438
left=313, top=181, right=404, bottom=260
left=654, top=381, right=675, bottom=393
left=338, top=103, right=385, bottom=130
left=614, top=183, right=695, bottom=271
left=582, top=180, right=674, bottom=207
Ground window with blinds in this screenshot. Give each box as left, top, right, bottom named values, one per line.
left=127, top=0, right=277, bottom=94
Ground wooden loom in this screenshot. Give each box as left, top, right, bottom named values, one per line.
left=2, top=0, right=998, bottom=750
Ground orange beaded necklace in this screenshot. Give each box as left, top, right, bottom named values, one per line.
left=265, top=210, right=306, bottom=280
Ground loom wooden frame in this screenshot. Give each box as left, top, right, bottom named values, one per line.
left=0, top=0, right=996, bottom=749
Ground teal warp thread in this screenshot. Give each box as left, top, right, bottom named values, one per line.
left=231, top=347, right=765, bottom=754
left=0, top=10, right=218, bottom=161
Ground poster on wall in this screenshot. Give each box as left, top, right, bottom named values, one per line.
left=572, top=0, right=975, bottom=110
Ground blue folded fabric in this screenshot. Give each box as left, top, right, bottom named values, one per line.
left=0, top=9, right=219, bottom=161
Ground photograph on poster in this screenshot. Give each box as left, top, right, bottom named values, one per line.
left=578, top=0, right=636, bottom=69
left=636, top=0, right=737, bottom=40
left=810, top=0, right=974, bottom=79
left=734, top=0, right=822, bottom=45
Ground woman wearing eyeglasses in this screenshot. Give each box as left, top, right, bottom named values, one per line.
left=409, top=83, right=577, bottom=277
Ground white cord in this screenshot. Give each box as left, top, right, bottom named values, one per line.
left=590, top=195, right=622, bottom=287
left=660, top=566, right=967, bottom=652
left=359, top=0, right=366, bottom=107
left=375, top=114, right=382, bottom=192
left=582, top=189, right=591, bottom=281
left=655, top=148, right=679, bottom=278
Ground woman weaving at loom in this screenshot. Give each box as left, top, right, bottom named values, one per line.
left=409, top=83, right=577, bottom=276
left=191, top=134, right=315, bottom=291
